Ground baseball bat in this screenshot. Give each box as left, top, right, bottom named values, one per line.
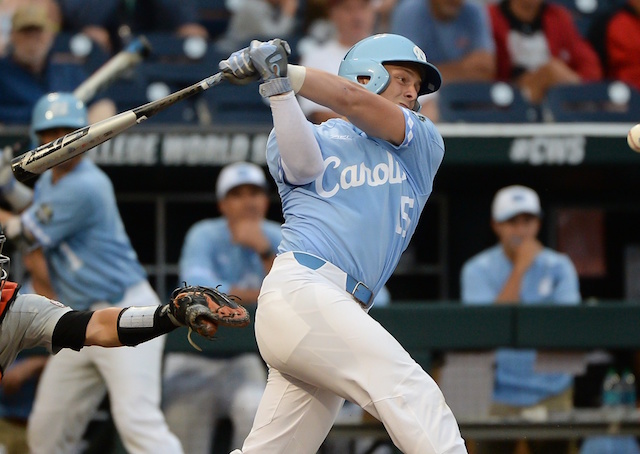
left=73, top=36, right=152, bottom=102
left=11, top=72, right=225, bottom=183
left=1, top=36, right=152, bottom=168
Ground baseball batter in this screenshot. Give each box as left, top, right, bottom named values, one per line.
left=0, top=93, right=183, bottom=454
left=219, top=35, right=467, bottom=453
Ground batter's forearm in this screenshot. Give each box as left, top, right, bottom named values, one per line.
left=296, top=67, right=406, bottom=145
left=269, top=91, right=323, bottom=184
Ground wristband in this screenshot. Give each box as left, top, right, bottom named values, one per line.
left=259, top=77, right=293, bottom=98
left=287, top=64, right=306, bottom=93
left=117, top=305, right=178, bottom=346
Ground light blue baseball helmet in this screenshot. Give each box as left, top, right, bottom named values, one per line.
left=338, top=34, right=442, bottom=97
left=30, top=92, right=88, bottom=145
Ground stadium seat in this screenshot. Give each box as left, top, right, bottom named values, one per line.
left=204, top=83, right=273, bottom=125
left=544, top=81, right=640, bottom=122
left=549, top=0, right=626, bottom=36
left=101, top=73, right=150, bottom=113
left=196, top=0, right=232, bottom=39
left=101, top=73, right=201, bottom=126
left=142, top=33, right=224, bottom=86
left=50, top=32, right=110, bottom=75
left=437, top=82, right=539, bottom=123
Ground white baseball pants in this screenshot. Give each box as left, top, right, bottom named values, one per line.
left=238, top=252, right=468, bottom=454
left=27, top=280, right=183, bottom=454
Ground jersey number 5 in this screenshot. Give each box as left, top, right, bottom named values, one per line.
left=395, top=196, right=415, bottom=238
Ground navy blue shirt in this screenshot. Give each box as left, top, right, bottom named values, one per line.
left=0, top=52, right=87, bottom=125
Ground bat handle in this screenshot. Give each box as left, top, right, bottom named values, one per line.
left=125, top=35, right=152, bottom=58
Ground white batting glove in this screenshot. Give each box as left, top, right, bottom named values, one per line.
left=219, top=47, right=260, bottom=85
left=248, top=39, right=292, bottom=98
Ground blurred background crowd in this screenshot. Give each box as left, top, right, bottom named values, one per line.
left=0, top=0, right=639, bottom=453
left=0, top=0, right=638, bottom=127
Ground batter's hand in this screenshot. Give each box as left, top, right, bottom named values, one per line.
left=248, top=39, right=292, bottom=97
left=219, top=47, right=260, bottom=85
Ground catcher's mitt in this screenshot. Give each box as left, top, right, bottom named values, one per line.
left=168, top=284, right=250, bottom=350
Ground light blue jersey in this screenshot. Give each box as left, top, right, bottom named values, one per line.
left=461, top=244, right=581, bottom=406
left=266, top=108, right=444, bottom=297
left=179, top=218, right=282, bottom=294
left=21, top=159, right=146, bottom=310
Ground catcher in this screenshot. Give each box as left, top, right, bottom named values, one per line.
left=1, top=222, right=249, bottom=380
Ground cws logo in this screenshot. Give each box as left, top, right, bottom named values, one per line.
left=509, top=136, right=586, bottom=165
left=315, top=152, right=407, bottom=198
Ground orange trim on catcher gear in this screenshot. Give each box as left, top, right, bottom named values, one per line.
left=0, top=281, right=20, bottom=382
left=0, top=281, right=19, bottom=320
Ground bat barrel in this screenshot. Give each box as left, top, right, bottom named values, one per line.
left=11, top=111, right=138, bottom=183
left=10, top=164, right=39, bottom=183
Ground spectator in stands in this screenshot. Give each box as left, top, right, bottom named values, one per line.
left=391, top=0, right=495, bottom=84
left=0, top=0, right=22, bottom=56
left=373, top=0, right=398, bottom=33
left=489, top=0, right=603, bottom=104
left=215, top=0, right=299, bottom=53
left=390, top=0, right=495, bottom=120
left=162, top=162, right=277, bottom=454
left=460, top=185, right=581, bottom=454
left=56, top=0, right=209, bottom=54
left=602, top=0, right=640, bottom=91
left=297, top=0, right=377, bottom=123
left=0, top=1, right=115, bottom=125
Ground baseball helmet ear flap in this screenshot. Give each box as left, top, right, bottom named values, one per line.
left=338, top=34, right=442, bottom=97
left=30, top=92, right=88, bottom=146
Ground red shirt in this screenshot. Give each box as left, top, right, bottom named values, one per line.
left=606, top=5, right=640, bottom=90
left=489, top=1, right=603, bottom=81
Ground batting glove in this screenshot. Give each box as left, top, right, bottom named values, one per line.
left=219, top=47, right=260, bottom=85
left=248, top=39, right=292, bottom=98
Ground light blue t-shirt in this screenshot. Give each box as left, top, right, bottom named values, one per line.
left=390, top=0, right=494, bottom=64
left=179, top=217, right=282, bottom=294
left=21, top=159, right=146, bottom=309
left=461, top=244, right=581, bottom=406
left=266, top=108, right=444, bottom=298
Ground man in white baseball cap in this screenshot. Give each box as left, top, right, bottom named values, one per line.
left=491, top=185, right=542, bottom=223
left=460, top=184, right=580, bottom=454
left=216, top=161, right=269, bottom=200
left=164, top=161, right=279, bottom=454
